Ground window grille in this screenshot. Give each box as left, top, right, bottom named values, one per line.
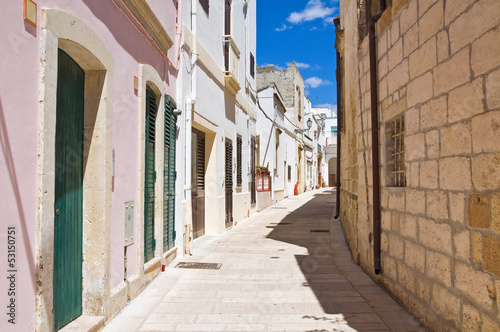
left=391, top=117, right=406, bottom=187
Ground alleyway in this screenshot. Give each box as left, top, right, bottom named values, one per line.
left=103, top=189, right=427, bottom=332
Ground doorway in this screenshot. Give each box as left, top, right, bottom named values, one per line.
left=53, top=49, right=84, bottom=330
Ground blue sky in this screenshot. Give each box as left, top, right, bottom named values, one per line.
left=257, top=0, right=339, bottom=108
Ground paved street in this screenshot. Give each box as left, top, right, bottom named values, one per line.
left=103, top=189, right=427, bottom=332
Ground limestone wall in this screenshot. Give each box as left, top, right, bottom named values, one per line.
left=339, top=0, right=500, bottom=330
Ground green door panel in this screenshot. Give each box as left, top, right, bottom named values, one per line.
left=54, top=49, right=84, bottom=330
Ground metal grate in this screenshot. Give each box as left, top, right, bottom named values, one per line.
left=175, top=262, right=222, bottom=270
left=392, top=117, right=406, bottom=187
left=310, top=229, right=329, bottom=233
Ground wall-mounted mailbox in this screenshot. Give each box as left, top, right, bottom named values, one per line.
left=124, top=201, right=134, bottom=246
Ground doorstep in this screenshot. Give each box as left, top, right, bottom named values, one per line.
left=60, top=316, right=105, bottom=332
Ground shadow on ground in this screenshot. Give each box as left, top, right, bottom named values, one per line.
left=265, top=189, right=426, bottom=331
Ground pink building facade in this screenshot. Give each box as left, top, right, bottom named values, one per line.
left=0, top=0, right=181, bottom=330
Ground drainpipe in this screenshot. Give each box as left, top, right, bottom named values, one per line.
left=333, top=17, right=342, bottom=219
left=183, top=0, right=198, bottom=255
left=369, top=0, right=386, bottom=275
left=334, top=50, right=342, bottom=219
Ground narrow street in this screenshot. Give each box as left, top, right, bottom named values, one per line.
left=103, top=189, right=426, bottom=332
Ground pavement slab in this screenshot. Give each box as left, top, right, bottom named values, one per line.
left=103, top=189, right=428, bottom=332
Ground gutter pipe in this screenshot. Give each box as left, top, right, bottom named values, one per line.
left=369, top=0, right=386, bottom=275
left=334, top=49, right=341, bottom=219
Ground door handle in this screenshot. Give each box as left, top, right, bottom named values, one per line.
left=55, top=209, right=60, bottom=216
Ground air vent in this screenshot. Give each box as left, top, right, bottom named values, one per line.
left=175, top=262, right=222, bottom=270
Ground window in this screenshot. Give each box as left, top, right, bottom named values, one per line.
left=250, top=52, right=255, bottom=78
left=288, top=165, right=292, bottom=181
left=386, top=116, right=406, bottom=187
left=200, top=0, right=209, bottom=15
left=237, top=134, right=242, bottom=187
left=275, top=129, right=280, bottom=175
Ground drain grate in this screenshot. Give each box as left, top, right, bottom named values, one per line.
left=271, top=207, right=288, bottom=209
left=270, top=222, right=293, bottom=225
left=175, top=262, right=222, bottom=270
left=310, top=229, right=329, bottom=233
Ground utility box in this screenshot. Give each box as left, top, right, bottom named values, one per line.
left=124, top=201, right=134, bottom=246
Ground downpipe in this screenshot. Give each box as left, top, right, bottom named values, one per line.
left=369, top=0, right=386, bottom=275
left=334, top=49, right=342, bottom=219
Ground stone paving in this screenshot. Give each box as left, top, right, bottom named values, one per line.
left=103, top=189, right=428, bottom=332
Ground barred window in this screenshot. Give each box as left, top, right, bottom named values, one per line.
left=386, top=116, right=406, bottom=187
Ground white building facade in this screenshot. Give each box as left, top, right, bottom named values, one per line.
left=177, top=0, right=257, bottom=252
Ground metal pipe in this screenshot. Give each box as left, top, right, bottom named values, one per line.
left=368, top=0, right=385, bottom=275
left=334, top=50, right=342, bottom=219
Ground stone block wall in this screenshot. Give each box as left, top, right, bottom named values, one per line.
left=339, top=0, right=500, bottom=330
left=256, top=63, right=305, bottom=127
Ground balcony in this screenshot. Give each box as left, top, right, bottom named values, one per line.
left=222, top=35, right=241, bottom=95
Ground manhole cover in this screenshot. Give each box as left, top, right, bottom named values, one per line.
left=175, top=262, right=222, bottom=270
left=310, top=230, right=329, bottom=233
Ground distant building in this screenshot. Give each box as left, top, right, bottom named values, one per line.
left=257, top=63, right=307, bottom=192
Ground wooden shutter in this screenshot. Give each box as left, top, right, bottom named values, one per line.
left=237, top=134, right=242, bottom=187
left=200, top=0, right=209, bottom=14
left=250, top=53, right=255, bottom=78
left=225, top=0, right=231, bottom=35
left=163, top=95, right=177, bottom=252
left=250, top=136, right=256, bottom=205
left=225, top=138, right=233, bottom=227
left=196, top=132, right=205, bottom=190
left=144, top=86, right=157, bottom=263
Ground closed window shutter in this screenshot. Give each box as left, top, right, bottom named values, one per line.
left=225, top=139, right=233, bottom=226
left=250, top=136, right=256, bottom=204
left=237, top=135, right=242, bottom=187
left=225, top=0, right=231, bottom=35
left=144, top=86, right=157, bottom=263
left=163, top=95, right=177, bottom=252
left=200, top=0, right=209, bottom=14
left=250, top=53, right=255, bottom=78
left=196, top=134, right=205, bottom=190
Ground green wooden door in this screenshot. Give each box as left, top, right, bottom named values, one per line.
left=144, top=87, right=157, bottom=263
left=163, top=96, right=177, bottom=252
left=54, top=49, right=84, bottom=330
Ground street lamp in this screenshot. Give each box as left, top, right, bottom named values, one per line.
left=306, top=118, right=312, bottom=131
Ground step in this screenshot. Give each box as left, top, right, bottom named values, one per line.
left=60, top=316, right=105, bottom=332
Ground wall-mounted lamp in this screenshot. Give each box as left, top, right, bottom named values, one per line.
left=172, top=108, right=182, bottom=116
left=24, top=0, right=37, bottom=26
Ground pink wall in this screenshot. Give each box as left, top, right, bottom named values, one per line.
left=0, top=0, right=179, bottom=330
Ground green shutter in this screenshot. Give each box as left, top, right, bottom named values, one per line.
left=54, top=49, right=84, bottom=330
left=163, top=95, right=177, bottom=252
left=144, top=86, right=157, bottom=263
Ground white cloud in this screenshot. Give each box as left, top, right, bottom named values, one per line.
left=275, top=24, right=290, bottom=32
left=286, top=62, right=311, bottom=69
left=287, top=0, right=336, bottom=24
left=305, top=77, right=333, bottom=88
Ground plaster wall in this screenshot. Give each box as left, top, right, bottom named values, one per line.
left=0, top=1, right=180, bottom=330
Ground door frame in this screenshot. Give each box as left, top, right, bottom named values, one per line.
left=36, top=10, right=113, bottom=331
